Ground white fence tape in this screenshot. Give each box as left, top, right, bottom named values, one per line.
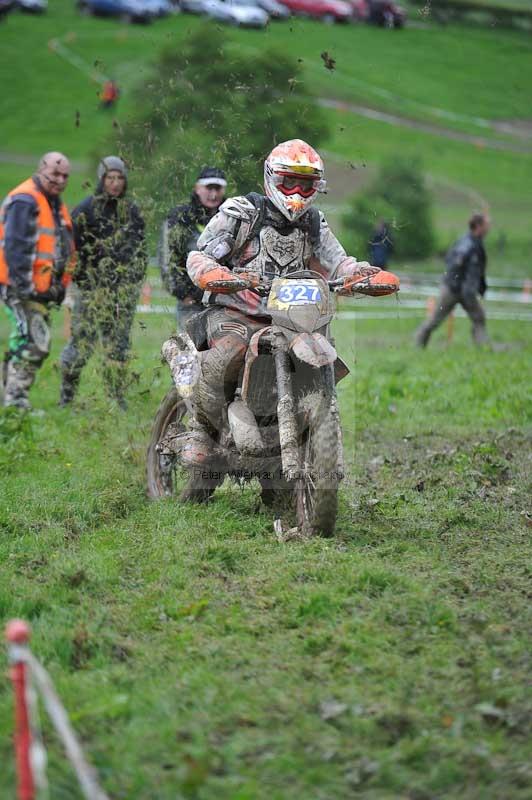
left=23, top=647, right=110, bottom=800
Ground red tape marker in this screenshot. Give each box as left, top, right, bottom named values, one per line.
left=6, top=620, right=35, bottom=800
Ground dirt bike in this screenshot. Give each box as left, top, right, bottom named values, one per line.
left=146, top=268, right=398, bottom=537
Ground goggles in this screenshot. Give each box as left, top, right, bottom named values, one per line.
left=272, top=171, right=326, bottom=198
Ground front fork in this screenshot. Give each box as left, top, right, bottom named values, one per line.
left=274, top=342, right=344, bottom=482
left=273, top=344, right=300, bottom=482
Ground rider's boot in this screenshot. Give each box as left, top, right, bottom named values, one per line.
left=180, top=416, right=216, bottom=468
left=178, top=328, right=246, bottom=502
left=179, top=413, right=221, bottom=504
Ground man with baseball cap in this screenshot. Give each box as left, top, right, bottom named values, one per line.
left=59, top=155, right=147, bottom=409
left=159, top=166, right=227, bottom=327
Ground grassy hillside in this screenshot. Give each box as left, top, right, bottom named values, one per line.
left=3, top=4, right=532, bottom=153
left=1, top=2, right=532, bottom=274
left=1, top=305, right=531, bottom=798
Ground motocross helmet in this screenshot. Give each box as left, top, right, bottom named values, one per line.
left=264, top=139, right=326, bottom=222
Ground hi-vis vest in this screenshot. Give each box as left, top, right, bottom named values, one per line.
left=0, top=178, right=75, bottom=294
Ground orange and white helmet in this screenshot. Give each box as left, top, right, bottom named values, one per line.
left=264, top=139, right=326, bottom=221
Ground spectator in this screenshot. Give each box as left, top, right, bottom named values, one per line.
left=368, top=219, right=393, bottom=268
left=159, top=166, right=227, bottom=328
left=100, top=80, right=120, bottom=110
left=415, top=212, right=490, bottom=348
left=59, top=156, right=146, bottom=409
left=0, top=152, right=74, bottom=409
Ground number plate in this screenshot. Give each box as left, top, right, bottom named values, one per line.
left=267, top=279, right=322, bottom=310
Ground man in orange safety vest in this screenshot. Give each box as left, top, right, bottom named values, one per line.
left=0, top=152, right=75, bottom=409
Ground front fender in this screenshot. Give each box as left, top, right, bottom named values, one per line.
left=289, top=332, right=337, bottom=368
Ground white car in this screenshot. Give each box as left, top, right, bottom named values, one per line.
left=17, top=0, right=47, bottom=11
left=208, top=0, right=269, bottom=26
left=143, top=0, right=172, bottom=15
left=179, top=0, right=210, bottom=12
left=254, top=0, right=289, bottom=17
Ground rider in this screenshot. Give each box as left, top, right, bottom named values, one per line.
left=181, top=139, right=379, bottom=501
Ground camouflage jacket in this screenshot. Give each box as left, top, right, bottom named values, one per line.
left=159, top=194, right=217, bottom=301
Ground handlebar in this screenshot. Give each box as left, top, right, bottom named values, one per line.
left=204, top=279, right=250, bottom=292
left=204, top=271, right=399, bottom=297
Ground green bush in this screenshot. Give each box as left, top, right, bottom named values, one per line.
left=342, top=159, right=436, bottom=261
left=101, top=24, right=329, bottom=236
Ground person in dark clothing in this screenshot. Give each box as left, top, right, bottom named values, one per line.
left=0, top=152, right=74, bottom=409
left=159, top=166, right=227, bottom=328
left=59, top=156, right=147, bottom=408
left=415, top=212, right=490, bottom=347
left=368, top=220, right=393, bottom=268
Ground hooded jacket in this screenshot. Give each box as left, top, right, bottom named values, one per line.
left=71, top=179, right=146, bottom=291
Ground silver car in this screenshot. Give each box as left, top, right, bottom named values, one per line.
left=206, top=0, right=269, bottom=26
left=179, top=0, right=210, bottom=12
left=255, top=0, right=289, bottom=18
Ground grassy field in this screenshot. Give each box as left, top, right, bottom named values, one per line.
left=1, top=305, right=531, bottom=799
left=1, top=8, right=531, bottom=796
left=1, top=2, right=532, bottom=275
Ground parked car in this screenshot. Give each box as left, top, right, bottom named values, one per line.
left=179, top=0, right=208, bottom=12
left=0, top=0, right=16, bottom=18
left=144, top=0, right=172, bottom=15
left=77, top=0, right=162, bottom=23
left=206, top=0, right=268, bottom=26
left=255, top=0, right=289, bottom=19
left=278, top=0, right=351, bottom=23
left=17, top=0, right=47, bottom=12
left=367, top=0, right=404, bottom=27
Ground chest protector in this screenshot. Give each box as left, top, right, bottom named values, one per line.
left=0, top=178, right=75, bottom=293
left=240, top=224, right=314, bottom=277
left=221, top=193, right=321, bottom=277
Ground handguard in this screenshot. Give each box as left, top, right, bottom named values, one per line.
left=197, top=267, right=233, bottom=291
left=203, top=269, right=260, bottom=294
left=338, top=270, right=400, bottom=297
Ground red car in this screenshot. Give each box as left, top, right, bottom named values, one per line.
left=279, top=0, right=352, bottom=22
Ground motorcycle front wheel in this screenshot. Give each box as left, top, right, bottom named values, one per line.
left=146, top=387, right=189, bottom=498
left=295, top=396, right=340, bottom=537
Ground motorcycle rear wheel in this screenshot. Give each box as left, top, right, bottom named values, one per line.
left=296, top=399, right=340, bottom=537
left=146, top=387, right=189, bottom=498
